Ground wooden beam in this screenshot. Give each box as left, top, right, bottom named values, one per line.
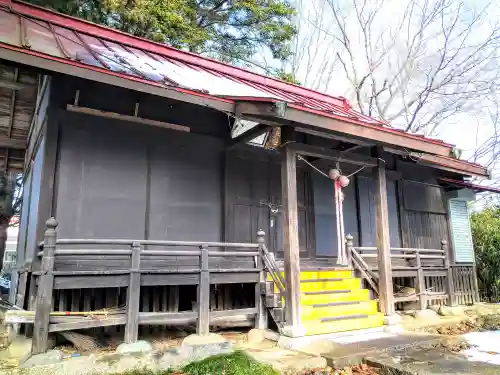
left=289, top=142, right=377, bottom=167
left=227, top=124, right=270, bottom=149
left=235, top=101, right=452, bottom=157
left=412, top=153, right=488, bottom=178
left=0, top=137, right=25, bottom=150
left=7, top=68, right=18, bottom=139
left=295, top=127, right=374, bottom=147
left=49, top=317, right=126, bottom=333
left=66, top=104, right=190, bottom=132
left=374, top=150, right=395, bottom=316
left=385, top=147, right=488, bottom=178
left=0, top=78, right=30, bottom=91
left=280, top=127, right=303, bottom=336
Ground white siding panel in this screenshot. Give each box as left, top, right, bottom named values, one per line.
left=449, top=199, right=474, bottom=263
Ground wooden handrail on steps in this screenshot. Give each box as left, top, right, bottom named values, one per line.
left=260, top=243, right=286, bottom=299
left=347, top=237, right=454, bottom=310
left=346, top=236, right=379, bottom=295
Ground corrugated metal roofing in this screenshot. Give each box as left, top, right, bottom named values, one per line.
left=0, top=0, right=452, bottom=148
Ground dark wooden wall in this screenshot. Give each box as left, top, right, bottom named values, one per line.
left=397, top=161, right=450, bottom=249
left=224, top=149, right=314, bottom=257
left=54, top=112, right=225, bottom=242
left=26, top=74, right=453, bottom=267
left=27, top=74, right=230, bottom=253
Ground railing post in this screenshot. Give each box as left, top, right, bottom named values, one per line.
left=345, top=234, right=354, bottom=269
left=124, top=241, right=141, bottom=343
left=472, top=263, right=480, bottom=304
left=415, top=251, right=426, bottom=310
left=255, top=230, right=268, bottom=330
left=442, top=240, right=456, bottom=306
left=32, top=218, right=58, bottom=354
left=197, top=244, right=210, bottom=335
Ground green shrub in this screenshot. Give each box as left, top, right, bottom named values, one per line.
left=471, top=207, right=500, bottom=302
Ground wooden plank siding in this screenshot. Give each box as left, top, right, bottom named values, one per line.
left=22, top=74, right=481, bottom=347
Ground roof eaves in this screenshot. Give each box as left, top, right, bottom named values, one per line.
left=0, top=40, right=235, bottom=112
left=438, top=177, right=500, bottom=193
left=8, top=0, right=350, bottom=108
left=286, top=103, right=454, bottom=149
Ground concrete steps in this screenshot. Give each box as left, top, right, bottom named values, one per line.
left=264, top=268, right=383, bottom=336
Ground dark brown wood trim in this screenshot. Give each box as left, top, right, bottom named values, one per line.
left=235, top=101, right=452, bottom=157
left=289, top=142, right=377, bottom=167
left=413, top=153, right=488, bottom=178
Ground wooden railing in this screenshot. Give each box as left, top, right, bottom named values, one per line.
left=259, top=239, right=286, bottom=300
left=30, top=218, right=266, bottom=354
left=346, top=237, right=458, bottom=310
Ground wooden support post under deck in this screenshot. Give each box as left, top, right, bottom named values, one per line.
left=197, top=245, right=210, bottom=335
left=472, top=263, right=480, bottom=304
left=374, top=153, right=395, bottom=316
left=32, top=218, right=58, bottom=354
left=415, top=252, right=427, bottom=310
left=124, top=242, right=141, bottom=343
left=280, top=130, right=304, bottom=336
left=443, top=240, right=456, bottom=306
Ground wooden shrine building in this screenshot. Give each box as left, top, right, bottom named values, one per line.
left=0, top=0, right=498, bottom=353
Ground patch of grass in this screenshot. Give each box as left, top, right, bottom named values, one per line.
left=110, top=370, right=174, bottom=375
left=109, top=351, right=278, bottom=375
left=182, top=351, right=278, bottom=375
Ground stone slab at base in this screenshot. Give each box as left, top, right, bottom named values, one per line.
left=383, top=315, right=403, bottom=333
left=178, top=333, right=232, bottom=363
left=116, top=340, right=153, bottom=355
left=277, top=327, right=385, bottom=349
left=383, top=314, right=402, bottom=325
left=280, top=324, right=306, bottom=338
left=21, top=350, right=63, bottom=368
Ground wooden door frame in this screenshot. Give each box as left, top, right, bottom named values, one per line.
left=223, top=145, right=316, bottom=259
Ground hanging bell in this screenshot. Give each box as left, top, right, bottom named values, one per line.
left=328, top=168, right=341, bottom=180
left=338, top=175, right=350, bottom=187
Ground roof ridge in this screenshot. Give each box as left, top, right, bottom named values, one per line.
left=10, top=0, right=351, bottom=108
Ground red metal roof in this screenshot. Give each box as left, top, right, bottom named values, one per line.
left=438, top=178, right=500, bottom=193
left=0, top=0, right=453, bottom=149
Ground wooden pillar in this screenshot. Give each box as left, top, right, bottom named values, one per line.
left=32, top=218, right=57, bottom=354
left=443, top=240, right=456, bottom=306
left=255, top=230, right=268, bottom=330
left=197, top=244, right=210, bottom=335
left=124, top=241, right=141, bottom=343
left=281, top=132, right=304, bottom=336
left=374, top=154, right=395, bottom=316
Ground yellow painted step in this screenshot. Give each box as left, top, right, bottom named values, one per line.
left=300, top=289, right=370, bottom=305
left=299, top=278, right=362, bottom=292
left=301, top=301, right=378, bottom=320
left=303, top=313, right=385, bottom=335
left=267, top=270, right=353, bottom=282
